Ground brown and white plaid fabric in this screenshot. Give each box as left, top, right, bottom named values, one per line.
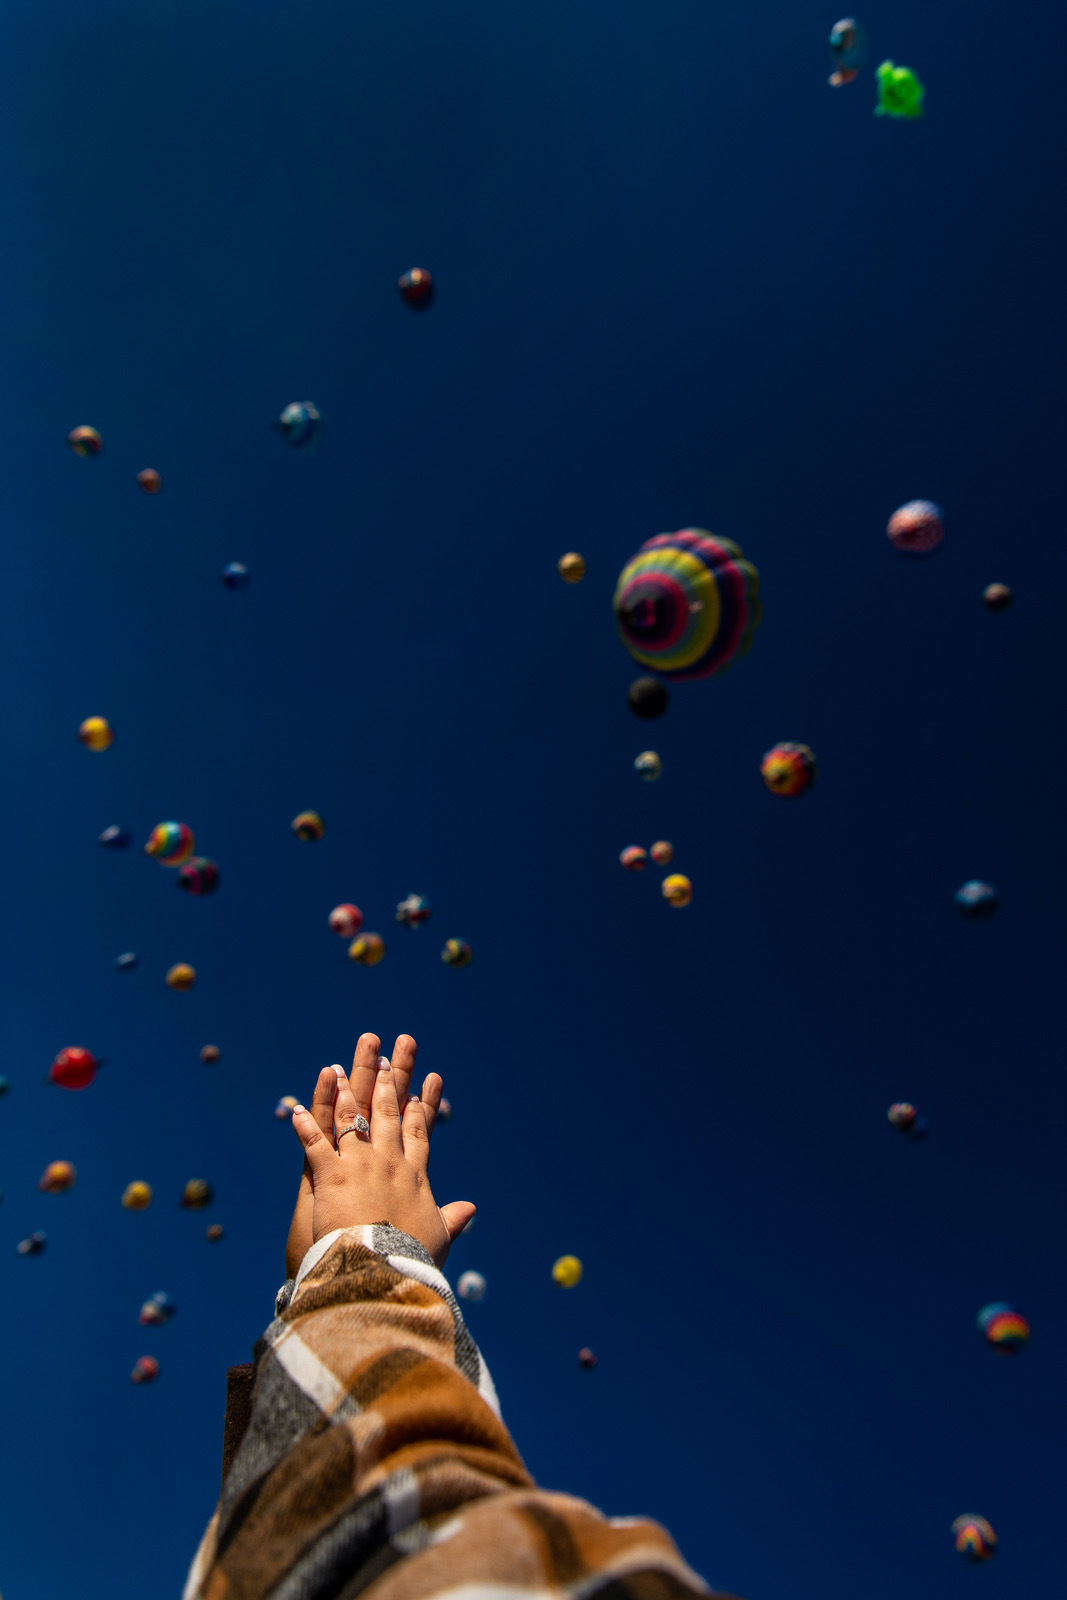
left=184, top=1224, right=739, bottom=1600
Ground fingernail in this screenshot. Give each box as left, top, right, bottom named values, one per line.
left=378, top=1055, right=391, bottom=1071
left=293, top=1104, right=306, bottom=1115
left=407, top=1094, right=419, bottom=1107
left=332, top=1064, right=345, bottom=1078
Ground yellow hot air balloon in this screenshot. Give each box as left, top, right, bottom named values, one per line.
left=558, top=552, right=586, bottom=584
left=166, top=963, right=196, bottom=991
left=552, top=1255, right=583, bottom=1288
left=662, top=873, right=693, bottom=908
left=78, top=716, right=114, bottom=752
left=122, top=1181, right=153, bottom=1211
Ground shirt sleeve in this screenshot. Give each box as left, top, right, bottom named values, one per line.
left=185, top=1224, right=729, bottom=1600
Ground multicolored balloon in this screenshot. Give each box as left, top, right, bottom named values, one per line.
left=166, top=962, right=196, bottom=991
left=457, top=1270, right=486, bottom=1302
left=441, top=938, right=473, bottom=968
left=78, top=715, right=114, bottom=752
left=222, top=561, right=250, bottom=589
left=887, top=1102, right=927, bottom=1139
left=38, top=1160, right=76, bottom=1194
left=329, top=903, right=363, bottom=938
left=122, top=1181, right=153, bottom=1211
left=292, top=810, right=325, bottom=841
left=275, top=1095, right=298, bottom=1120
left=613, top=528, right=761, bottom=681
left=145, top=821, right=195, bottom=866
left=17, top=1232, right=47, bottom=1256
left=182, top=1179, right=213, bottom=1209
left=349, top=932, right=385, bottom=966
left=274, top=401, right=323, bottom=449
left=137, top=468, right=162, bottom=494
left=634, top=750, right=663, bottom=782
left=628, top=677, right=669, bottom=719
left=887, top=500, right=944, bottom=553
left=760, top=742, right=817, bottom=798
left=977, top=1302, right=1030, bottom=1353
left=650, top=840, right=674, bottom=865
left=951, top=1514, right=997, bottom=1563
left=552, top=1255, right=583, bottom=1288
left=68, top=425, right=102, bottom=457
left=875, top=60, right=925, bottom=120
left=558, top=552, right=586, bottom=584
left=983, top=582, right=1012, bottom=611
left=398, top=268, right=435, bottom=307
left=139, top=1291, right=176, bottom=1326
left=99, top=824, right=131, bottom=849
left=131, top=1355, right=160, bottom=1385
left=955, top=881, right=998, bottom=919
left=396, top=892, right=433, bottom=928
left=177, top=857, right=220, bottom=896
left=828, top=17, right=867, bottom=85
left=50, top=1046, right=99, bottom=1091
left=620, top=845, right=648, bottom=872
left=662, top=873, right=693, bottom=907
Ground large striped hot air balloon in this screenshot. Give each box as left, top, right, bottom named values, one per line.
left=613, top=529, right=760, bottom=681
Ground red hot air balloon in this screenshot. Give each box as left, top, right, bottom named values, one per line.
left=49, top=1047, right=99, bottom=1090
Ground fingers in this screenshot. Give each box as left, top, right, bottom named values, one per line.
left=369, top=1055, right=404, bottom=1154
left=291, top=1104, right=335, bottom=1175
left=440, top=1201, right=476, bottom=1242
left=420, top=1073, right=443, bottom=1138
left=390, top=1034, right=418, bottom=1110
left=402, top=1093, right=430, bottom=1170
left=310, top=1066, right=338, bottom=1146
left=336, top=1034, right=380, bottom=1133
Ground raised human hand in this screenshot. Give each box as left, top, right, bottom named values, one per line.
left=285, top=1032, right=474, bottom=1274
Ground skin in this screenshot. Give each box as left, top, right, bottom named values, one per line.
left=286, top=1032, right=475, bottom=1276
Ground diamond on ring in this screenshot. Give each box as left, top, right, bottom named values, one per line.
left=355, top=1114, right=370, bottom=1133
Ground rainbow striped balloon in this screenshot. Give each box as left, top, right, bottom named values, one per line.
left=613, top=529, right=761, bottom=681
left=951, top=1514, right=997, bottom=1563
left=977, top=1302, right=1030, bottom=1352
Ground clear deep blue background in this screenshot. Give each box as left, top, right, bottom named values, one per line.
left=1, top=1, right=1064, bottom=1595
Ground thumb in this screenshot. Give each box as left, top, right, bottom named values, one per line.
left=439, top=1201, right=476, bottom=1242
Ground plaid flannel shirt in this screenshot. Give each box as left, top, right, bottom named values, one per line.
left=184, top=1224, right=739, bottom=1600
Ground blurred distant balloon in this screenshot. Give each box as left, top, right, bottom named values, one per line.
left=166, top=963, right=196, bottom=991
left=0, top=1076, right=9, bottom=1096
left=437, top=1098, right=452, bottom=1122
left=139, top=1291, right=176, bottom=1326
left=115, top=951, right=137, bottom=971
left=578, top=1348, right=598, bottom=1369
left=131, top=1355, right=160, bottom=1385
left=50, top=1047, right=98, bottom=1091
left=955, top=881, right=998, bottom=919
left=78, top=716, right=113, bottom=752
left=552, top=1255, right=583, bottom=1288
left=200, top=1044, right=220, bottom=1064
left=977, top=1302, right=1030, bottom=1353
left=650, top=840, right=673, bottom=865
left=760, top=742, right=817, bottom=798
left=274, top=401, right=323, bottom=449
left=875, top=60, right=925, bottom=119
left=181, top=1179, right=213, bottom=1209
left=558, top=552, right=586, bottom=584
left=145, top=821, right=195, bottom=866
left=136, top=468, right=161, bottom=494
left=983, top=582, right=1012, bottom=611
left=662, top=873, right=693, bottom=907
left=178, top=857, right=220, bottom=896
left=441, top=938, right=472, bottom=968
left=620, top=846, right=648, bottom=872
left=396, top=893, right=432, bottom=929
left=349, top=933, right=385, bottom=967
left=38, top=1160, right=76, bottom=1194
left=614, top=529, right=761, bottom=681
left=457, top=1270, right=486, bottom=1302
left=628, top=677, right=669, bottom=719
left=99, top=824, right=131, bottom=849
left=887, top=500, right=944, bottom=554
left=329, top=904, right=363, bottom=938
left=275, top=1095, right=299, bottom=1120
left=828, top=17, right=866, bottom=85
left=17, top=1232, right=47, bottom=1256
left=206, top=1223, right=224, bottom=1242
left=292, top=811, right=325, bottom=841
left=68, top=425, right=102, bottom=457
left=634, top=750, right=662, bottom=782
left=398, top=268, right=435, bottom=307
left=222, top=561, right=250, bottom=589
left=951, top=1514, right=996, bottom=1563
left=122, top=1181, right=153, bottom=1211
left=887, top=1102, right=927, bottom=1139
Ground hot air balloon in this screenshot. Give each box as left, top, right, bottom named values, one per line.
left=620, top=846, right=648, bottom=872
left=200, top=1044, right=220, bottom=1064
left=222, top=561, right=250, bottom=589
left=634, top=751, right=663, bottom=781
left=955, top=881, right=998, bottom=919
left=441, top=938, right=472, bottom=968
left=887, top=1102, right=927, bottom=1138
left=437, top=1098, right=453, bottom=1122
left=17, top=1232, right=47, bottom=1256
left=398, top=268, right=435, bottom=307
left=181, top=1179, right=213, bottom=1209
left=137, top=468, right=161, bottom=494
left=983, top=583, right=1012, bottom=611
left=977, top=1302, right=1030, bottom=1353
left=131, top=1355, right=160, bottom=1384
left=887, top=500, right=943, bottom=553
left=457, top=1271, right=486, bottom=1302
left=951, top=1515, right=996, bottom=1563
left=0, top=1075, right=9, bottom=1096
left=349, top=933, right=385, bottom=966
left=139, top=1291, right=176, bottom=1326
left=329, top=904, right=363, bottom=938
left=628, top=677, right=669, bottom=719
left=396, top=892, right=432, bottom=928
left=78, top=716, right=113, bottom=752
left=274, top=401, right=323, bottom=449
left=115, top=951, right=137, bottom=971
left=558, top=552, right=586, bottom=584
left=578, top=1348, right=598, bottom=1369
left=68, top=425, right=102, bottom=457
left=205, top=1223, right=224, bottom=1242
left=275, top=1095, right=298, bottom=1120
left=650, top=840, right=674, bottom=865
left=38, top=1160, right=76, bottom=1194
left=875, top=60, right=925, bottom=119
left=122, top=1181, right=153, bottom=1211
left=828, top=17, right=867, bottom=85
left=99, top=824, right=131, bottom=849
left=145, top=821, right=195, bottom=866
left=662, top=873, right=693, bottom=907
left=614, top=528, right=761, bottom=681
left=292, top=811, right=324, bottom=841
left=177, top=857, right=220, bottom=896
left=50, top=1047, right=99, bottom=1091
left=552, top=1255, right=583, bottom=1288
left=760, top=742, right=817, bottom=797
left=166, top=963, right=196, bottom=991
